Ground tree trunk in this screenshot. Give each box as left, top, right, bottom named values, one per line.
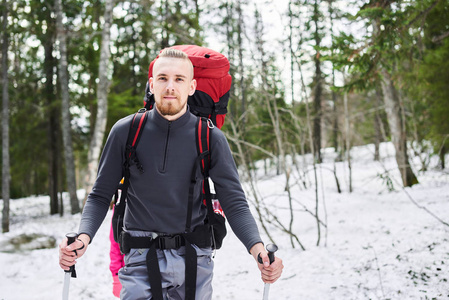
left=236, top=0, right=246, bottom=127
left=331, top=69, right=339, bottom=154
left=160, top=0, right=169, bottom=49
left=224, top=2, right=236, bottom=122
left=440, top=144, right=446, bottom=169
left=254, top=7, right=293, bottom=246
left=296, top=44, right=321, bottom=246
left=312, top=0, right=322, bottom=163
left=288, top=0, right=296, bottom=105
left=328, top=0, right=339, bottom=155
left=55, top=0, right=80, bottom=214
left=380, top=70, right=418, bottom=187
left=2, top=0, right=10, bottom=233
left=343, top=74, right=352, bottom=193
left=84, top=0, right=115, bottom=201
left=374, top=88, right=384, bottom=161
left=43, top=23, right=60, bottom=215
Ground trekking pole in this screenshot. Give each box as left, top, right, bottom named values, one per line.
left=257, top=244, right=278, bottom=300
left=62, top=232, right=78, bottom=300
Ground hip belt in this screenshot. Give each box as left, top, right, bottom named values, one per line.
left=119, top=226, right=213, bottom=300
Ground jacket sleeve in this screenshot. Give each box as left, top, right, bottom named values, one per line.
left=78, top=116, right=131, bottom=241
left=209, top=129, right=263, bottom=252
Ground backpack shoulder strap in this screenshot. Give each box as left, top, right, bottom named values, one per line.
left=196, top=118, right=217, bottom=223
left=195, top=118, right=226, bottom=250
left=125, top=108, right=149, bottom=172
left=197, top=117, right=212, bottom=176
left=112, top=108, right=149, bottom=243
left=122, top=107, right=149, bottom=195
left=184, top=116, right=216, bottom=234
left=179, top=117, right=213, bottom=300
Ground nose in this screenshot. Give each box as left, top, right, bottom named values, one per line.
left=166, top=79, right=175, bottom=92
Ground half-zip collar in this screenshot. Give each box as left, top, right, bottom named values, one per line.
left=161, top=121, right=171, bottom=172
left=151, top=106, right=191, bottom=130
left=150, top=106, right=193, bottom=173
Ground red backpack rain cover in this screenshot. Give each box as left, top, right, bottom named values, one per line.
left=146, top=45, right=232, bottom=129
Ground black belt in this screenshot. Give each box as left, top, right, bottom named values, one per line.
left=119, top=231, right=185, bottom=254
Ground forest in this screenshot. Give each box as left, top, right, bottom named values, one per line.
left=1, top=0, right=448, bottom=242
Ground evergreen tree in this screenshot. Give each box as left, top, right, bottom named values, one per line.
left=412, top=1, right=449, bottom=168
left=330, top=0, right=425, bottom=187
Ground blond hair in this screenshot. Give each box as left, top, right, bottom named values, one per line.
left=159, top=48, right=189, bottom=60
left=157, top=48, right=193, bottom=79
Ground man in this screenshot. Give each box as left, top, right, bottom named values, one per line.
left=59, top=48, right=283, bottom=299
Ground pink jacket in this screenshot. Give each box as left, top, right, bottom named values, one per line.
left=109, top=209, right=125, bottom=276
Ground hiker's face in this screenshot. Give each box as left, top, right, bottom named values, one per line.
left=150, top=57, right=196, bottom=121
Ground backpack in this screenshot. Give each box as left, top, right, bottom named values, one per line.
left=111, top=45, right=232, bottom=300
left=145, top=44, right=232, bottom=128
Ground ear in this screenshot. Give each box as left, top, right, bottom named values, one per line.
left=189, top=79, right=197, bottom=96
left=149, top=78, right=154, bottom=94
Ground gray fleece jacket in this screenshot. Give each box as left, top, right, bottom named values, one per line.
left=79, top=108, right=262, bottom=252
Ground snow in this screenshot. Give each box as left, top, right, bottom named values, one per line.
left=1, top=142, right=448, bottom=300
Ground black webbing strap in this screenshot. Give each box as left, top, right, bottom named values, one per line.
left=122, top=109, right=148, bottom=196
left=184, top=239, right=198, bottom=300
left=123, top=109, right=148, bottom=195
left=186, top=154, right=206, bottom=228
left=182, top=117, right=209, bottom=300
left=146, top=242, right=164, bottom=300
left=126, top=109, right=149, bottom=173
left=113, top=109, right=149, bottom=243
left=120, top=232, right=185, bottom=254
left=197, top=117, right=211, bottom=176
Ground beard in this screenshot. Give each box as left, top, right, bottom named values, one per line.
left=158, top=101, right=181, bottom=116
left=156, top=95, right=187, bottom=117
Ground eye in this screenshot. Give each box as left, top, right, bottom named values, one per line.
left=157, top=76, right=167, bottom=81
left=176, top=77, right=184, bottom=82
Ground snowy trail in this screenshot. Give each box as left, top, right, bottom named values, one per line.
left=1, top=143, right=448, bottom=299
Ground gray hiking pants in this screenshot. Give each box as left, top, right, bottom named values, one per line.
left=118, top=243, right=214, bottom=300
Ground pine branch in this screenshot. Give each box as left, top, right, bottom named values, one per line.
left=405, top=0, right=440, bottom=30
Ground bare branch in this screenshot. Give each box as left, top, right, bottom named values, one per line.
left=432, top=30, right=449, bottom=43
left=225, top=133, right=277, bottom=160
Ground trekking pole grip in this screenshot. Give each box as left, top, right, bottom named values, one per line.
left=266, top=244, right=278, bottom=264
left=65, top=232, right=78, bottom=274
left=258, top=244, right=278, bottom=265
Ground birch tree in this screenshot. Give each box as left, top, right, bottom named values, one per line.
left=55, top=0, right=80, bottom=214
left=84, top=0, right=115, bottom=200
left=379, top=68, right=418, bottom=186
left=2, top=0, right=10, bottom=233
left=311, top=0, right=324, bottom=164
left=371, top=6, right=418, bottom=187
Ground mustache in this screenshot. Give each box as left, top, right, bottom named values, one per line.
left=163, top=90, right=177, bottom=96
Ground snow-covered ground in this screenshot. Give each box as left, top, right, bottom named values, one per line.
left=1, top=142, right=448, bottom=299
